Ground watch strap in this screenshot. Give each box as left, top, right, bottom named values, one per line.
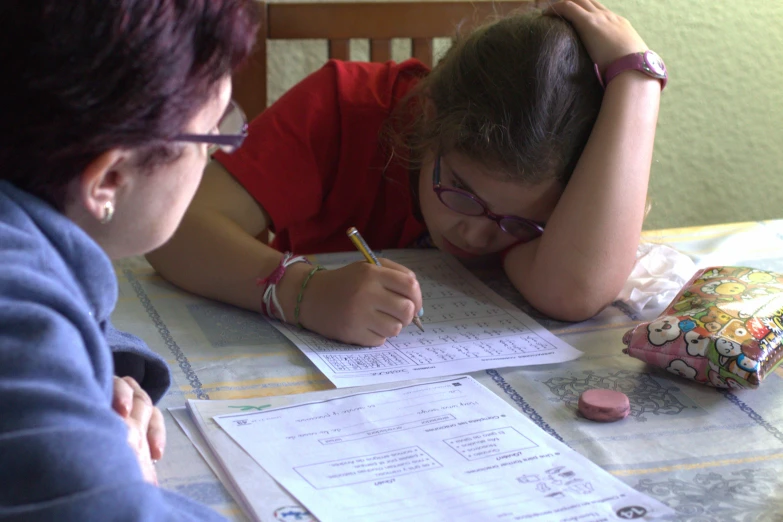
left=597, top=51, right=667, bottom=90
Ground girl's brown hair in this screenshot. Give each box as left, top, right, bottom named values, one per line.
left=392, top=9, right=603, bottom=186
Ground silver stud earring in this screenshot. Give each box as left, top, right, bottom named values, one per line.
left=100, top=200, right=115, bottom=224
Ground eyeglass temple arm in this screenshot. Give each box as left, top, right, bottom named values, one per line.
left=174, top=134, right=245, bottom=146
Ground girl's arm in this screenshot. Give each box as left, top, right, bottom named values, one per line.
left=504, top=0, right=660, bottom=321
left=146, top=162, right=422, bottom=346
left=146, top=160, right=285, bottom=312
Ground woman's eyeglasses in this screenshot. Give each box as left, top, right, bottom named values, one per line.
left=174, top=99, right=248, bottom=154
left=432, top=155, right=545, bottom=242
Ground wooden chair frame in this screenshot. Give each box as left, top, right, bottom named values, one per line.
left=233, top=1, right=542, bottom=121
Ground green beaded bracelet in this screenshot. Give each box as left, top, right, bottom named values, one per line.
left=294, top=265, right=326, bottom=327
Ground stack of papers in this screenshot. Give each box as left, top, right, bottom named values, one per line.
left=173, top=377, right=673, bottom=521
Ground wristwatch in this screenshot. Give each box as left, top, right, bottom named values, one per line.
left=596, top=50, right=668, bottom=90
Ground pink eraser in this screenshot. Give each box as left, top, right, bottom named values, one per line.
left=577, top=389, right=630, bottom=422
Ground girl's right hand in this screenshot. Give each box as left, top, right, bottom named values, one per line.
left=298, top=259, right=423, bottom=346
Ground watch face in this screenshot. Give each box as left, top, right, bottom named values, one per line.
left=644, top=51, right=666, bottom=76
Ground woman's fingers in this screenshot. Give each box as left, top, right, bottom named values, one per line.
left=121, top=377, right=160, bottom=485
left=147, top=406, right=167, bottom=461
left=124, top=376, right=155, bottom=437
left=111, top=376, right=133, bottom=418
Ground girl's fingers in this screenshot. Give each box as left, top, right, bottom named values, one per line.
left=375, top=293, right=417, bottom=326
left=588, top=0, right=610, bottom=11
left=147, top=407, right=167, bottom=461
left=365, top=312, right=405, bottom=346
left=376, top=257, right=415, bottom=276
left=364, top=334, right=386, bottom=347
left=564, top=0, right=600, bottom=12
left=112, top=376, right=133, bottom=418
left=543, top=0, right=588, bottom=17
left=376, top=272, right=423, bottom=316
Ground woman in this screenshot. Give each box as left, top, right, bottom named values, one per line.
left=0, top=0, right=258, bottom=518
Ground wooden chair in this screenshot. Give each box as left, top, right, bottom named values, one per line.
left=234, top=1, right=541, bottom=121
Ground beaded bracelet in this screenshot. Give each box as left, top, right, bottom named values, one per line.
left=294, top=265, right=326, bottom=328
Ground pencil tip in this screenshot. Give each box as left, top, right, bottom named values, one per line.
left=413, top=317, right=425, bottom=332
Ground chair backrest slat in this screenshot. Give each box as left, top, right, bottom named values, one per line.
left=370, top=38, right=392, bottom=62
left=328, top=39, right=351, bottom=61
left=411, top=38, right=432, bottom=69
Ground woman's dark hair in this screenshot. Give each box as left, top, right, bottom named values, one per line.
left=394, top=10, right=604, bottom=186
left=0, top=0, right=260, bottom=209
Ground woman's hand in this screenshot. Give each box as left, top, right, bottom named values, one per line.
left=545, top=0, right=648, bottom=73
left=112, top=376, right=166, bottom=486
left=297, top=259, right=423, bottom=347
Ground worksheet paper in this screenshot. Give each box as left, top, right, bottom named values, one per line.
left=215, top=376, right=673, bottom=522
left=270, top=250, right=582, bottom=387
left=171, top=382, right=425, bottom=522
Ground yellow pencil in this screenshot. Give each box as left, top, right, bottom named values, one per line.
left=346, top=227, right=425, bottom=332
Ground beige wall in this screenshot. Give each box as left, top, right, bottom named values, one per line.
left=265, top=0, right=783, bottom=230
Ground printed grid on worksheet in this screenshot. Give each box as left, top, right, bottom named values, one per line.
left=281, top=255, right=559, bottom=374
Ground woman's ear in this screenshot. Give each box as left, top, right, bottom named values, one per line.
left=77, top=149, right=132, bottom=223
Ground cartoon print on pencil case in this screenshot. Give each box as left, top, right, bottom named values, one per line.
left=666, top=359, right=697, bottom=380
left=707, top=361, right=747, bottom=390
left=739, top=269, right=776, bottom=284
left=726, top=343, right=762, bottom=386
left=644, top=315, right=710, bottom=357
left=647, top=316, right=681, bottom=346
left=684, top=330, right=711, bottom=357
left=713, top=337, right=742, bottom=366
left=695, top=306, right=732, bottom=334
left=717, top=292, right=783, bottom=322
left=693, top=279, right=746, bottom=301
left=745, top=316, right=771, bottom=340
left=741, top=283, right=783, bottom=299
left=718, top=319, right=753, bottom=346
left=696, top=266, right=746, bottom=281
left=672, top=294, right=710, bottom=316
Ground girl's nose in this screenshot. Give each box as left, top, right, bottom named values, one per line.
left=459, top=218, right=496, bottom=251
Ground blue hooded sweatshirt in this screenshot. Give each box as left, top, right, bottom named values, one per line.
left=0, top=181, right=225, bottom=521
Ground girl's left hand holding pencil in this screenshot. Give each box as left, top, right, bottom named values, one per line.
left=294, top=258, right=423, bottom=347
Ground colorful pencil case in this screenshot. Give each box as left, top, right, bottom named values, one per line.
left=622, top=266, right=783, bottom=389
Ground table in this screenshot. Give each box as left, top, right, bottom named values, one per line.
left=111, top=221, right=783, bottom=521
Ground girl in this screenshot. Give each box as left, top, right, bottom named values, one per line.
left=148, top=0, right=664, bottom=347
left=0, top=0, right=258, bottom=518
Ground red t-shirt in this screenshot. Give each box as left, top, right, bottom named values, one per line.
left=214, top=59, right=430, bottom=255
